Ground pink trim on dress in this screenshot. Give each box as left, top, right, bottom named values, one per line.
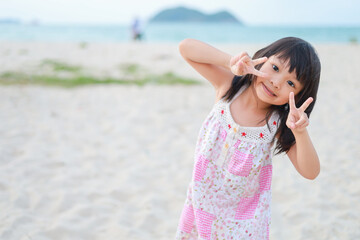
left=194, top=155, right=210, bottom=181
left=179, top=205, right=195, bottom=233
left=235, top=194, right=260, bottom=220
left=194, top=208, right=216, bottom=240
left=259, top=165, right=272, bottom=192
left=228, top=150, right=254, bottom=176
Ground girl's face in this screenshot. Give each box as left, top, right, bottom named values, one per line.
left=254, top=55, right=304, bottom=107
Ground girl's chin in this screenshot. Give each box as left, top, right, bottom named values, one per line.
left=254, top=92, right=274, bottom=107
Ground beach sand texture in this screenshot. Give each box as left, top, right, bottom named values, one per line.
left=0, top=42, right=359, bottom=239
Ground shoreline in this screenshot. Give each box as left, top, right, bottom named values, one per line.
left=1, top=41, right=359, bottom=86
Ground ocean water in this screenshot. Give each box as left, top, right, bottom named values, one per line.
left=0, top=22, right=359, bottom=44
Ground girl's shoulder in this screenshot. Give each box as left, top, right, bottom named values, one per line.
left=215, top=76, right=246, bottom=104
left=215, top=81, right=232, bottom=103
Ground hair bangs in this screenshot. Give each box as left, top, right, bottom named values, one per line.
left=276, top=42, right=312, bottom=85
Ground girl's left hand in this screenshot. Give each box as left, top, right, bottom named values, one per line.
left=286, top=92, right=313, bottom=133
left=229, top=52, right=268, bottom=77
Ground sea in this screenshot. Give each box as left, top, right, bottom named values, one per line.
left=0, top=22, right=359, bottom=44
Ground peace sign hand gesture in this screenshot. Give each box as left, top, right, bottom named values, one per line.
left=230, top=52, right=268, bottom=77
left=286, top=92, right=313, bottom=133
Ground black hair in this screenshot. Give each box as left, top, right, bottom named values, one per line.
left=222, top=37, right=321, bottom=154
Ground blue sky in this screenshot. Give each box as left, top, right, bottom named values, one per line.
left=0, top=0, right=359, bottom=26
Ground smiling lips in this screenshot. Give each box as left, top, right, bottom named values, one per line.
left=262, top=83, right=276, bottom=97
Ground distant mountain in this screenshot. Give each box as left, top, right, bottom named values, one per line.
left=149, top=6, right=242, bottom=23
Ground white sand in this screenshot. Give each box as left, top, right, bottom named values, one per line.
left=0, top=42, right=359, bottom=239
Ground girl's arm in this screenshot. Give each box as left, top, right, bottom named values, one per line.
left=178, top=39, right=268, bottom=101
left=286, top=92, right=320, bottom=180
left=178, top=39, right=234, bottom=99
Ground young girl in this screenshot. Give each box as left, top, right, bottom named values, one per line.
left=175, top=37, right=321, bottom=240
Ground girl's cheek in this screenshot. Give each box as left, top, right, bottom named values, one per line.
left=263, top=64, right=271, bottom=72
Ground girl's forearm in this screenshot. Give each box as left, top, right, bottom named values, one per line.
left=293, top=129, right=320, bottom=180
left=179, top=39, right=232, bottom=69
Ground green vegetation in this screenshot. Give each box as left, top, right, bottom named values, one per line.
left=0, top=60, right=200, bottom=88
left=0, top=71, right=200, bottom=88
left=41, top=59, right=82, bottom=73
left=79, top=42, right=88, bottom=49
left=145, top=72, right=199, bottom=85
left=119, top=63, right=143, bottom=75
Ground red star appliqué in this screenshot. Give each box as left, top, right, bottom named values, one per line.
left=228, top=124, right=231, bottom=129
left=221, top=110, right=224, bottom=114
left=259, top=133, right=264, bottom=138
left=273, top=121, right=277, bottom=125
left=241, top=132, right=246, bottom=137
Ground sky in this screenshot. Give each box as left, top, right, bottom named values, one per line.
left=0, top=0, right=359, bottom=26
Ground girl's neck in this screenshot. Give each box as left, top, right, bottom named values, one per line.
left=229, top=84, right=272, bottom=128
left=241, top=84, right=271, bottom=113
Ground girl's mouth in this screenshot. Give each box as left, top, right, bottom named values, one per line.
left=262, top=83, right=276, bottom=97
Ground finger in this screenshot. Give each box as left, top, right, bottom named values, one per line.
left=235, top=59, right=243, bottom=67
left=297, top=121, right=309, bottom=129
left=299, top=97, right=313, bottom=112
left=240, top=55, right=251, bottom=64
left=252, top=57, right=268, bottom=66
left=231, top=62, right=241, bottom=75
left=286, top=113, right=296, bottom=129
left=230, top=52, right=248, bottom=65
left=295, top=114, right=308, bottom=127
left=293, top=119, right=309, bottom=129
left=288, top=121, right=296, bottom=129
left=251, top=68, right=269, bottom=78
left=241, top=52, right=250, bottom=59
left=288, top=92, right=296, bottom=111
left=234, top=60, right=244, bottom=75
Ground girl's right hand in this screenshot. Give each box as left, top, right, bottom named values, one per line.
left=230, top=52, right=268, bottom=77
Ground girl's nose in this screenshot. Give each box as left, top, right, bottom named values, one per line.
left=270, top=78, right=281, bottom=88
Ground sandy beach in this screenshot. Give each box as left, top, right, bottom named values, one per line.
left=0, top=41, right=360, bottom=239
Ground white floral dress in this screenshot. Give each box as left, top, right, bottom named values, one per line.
left=176, top=87, right=280, bottom=240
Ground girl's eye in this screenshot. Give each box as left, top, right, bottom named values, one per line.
left=287, top=80, right=295, bottom=88
left=272, top=65, right=279, bottom=72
